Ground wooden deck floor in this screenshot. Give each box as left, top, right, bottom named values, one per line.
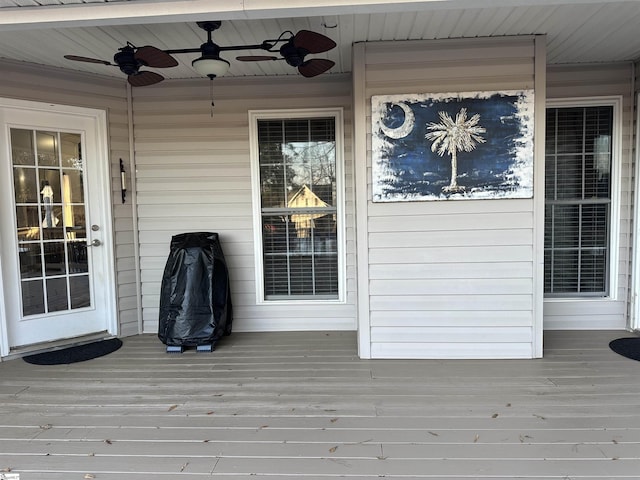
left=0, top=330, right=639, bottom=479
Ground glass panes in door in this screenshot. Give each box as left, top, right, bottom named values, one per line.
left=11, top=128, right=91, bottom=316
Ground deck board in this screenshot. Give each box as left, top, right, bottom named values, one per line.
left=0, top=330, right=639, bottom=479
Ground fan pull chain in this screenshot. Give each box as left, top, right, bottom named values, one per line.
left=209, top=78, right=215, bottom=118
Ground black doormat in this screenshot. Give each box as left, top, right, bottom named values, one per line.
left=609, top=337, right=640, bottom=361
left=23, top=338, right=123, bottom=365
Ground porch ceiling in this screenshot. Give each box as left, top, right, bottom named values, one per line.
left=0, top=1, right=639, bottom=82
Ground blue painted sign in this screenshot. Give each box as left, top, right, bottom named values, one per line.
left=371, top=90, right=534, bottom=201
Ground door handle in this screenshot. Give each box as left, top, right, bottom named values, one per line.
left=90, top=239, right=102, bottom=247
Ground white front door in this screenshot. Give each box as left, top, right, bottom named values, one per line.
left=0, top=99, right=116, bottom=354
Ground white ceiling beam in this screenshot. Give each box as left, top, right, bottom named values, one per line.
left=1, top=0, right=638, bottom=31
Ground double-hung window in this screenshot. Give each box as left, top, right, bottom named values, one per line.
left=544, top=101, right=617, bottom=297
left=250, top=110, right=343, bottom=302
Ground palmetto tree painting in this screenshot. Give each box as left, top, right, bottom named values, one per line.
left=426, top=108, right=486, bottom=193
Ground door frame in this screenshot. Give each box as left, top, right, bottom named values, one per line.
left=0, top=97, right=117, bottom=357
left=632, top=92, right=640, bottom=331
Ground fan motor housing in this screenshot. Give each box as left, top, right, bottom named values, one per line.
left=114, top=48, right=140, bottom=75
left=280, top=42, right=308, bottom=67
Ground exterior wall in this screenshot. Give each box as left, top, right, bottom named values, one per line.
left=353, top=36, right=544, bottom=358
left=132, top=75, right=357, bottom=333
left=545, top=63, right=635, bottom=330
left=0, top=60, right=140, bottom=338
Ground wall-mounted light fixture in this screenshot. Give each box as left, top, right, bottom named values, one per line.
left=120, top=158, right=127, bottom=204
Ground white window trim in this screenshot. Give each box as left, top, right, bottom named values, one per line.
left=248, top=108, right=346, bottom=305
left=544, top=96, right=623, bottom=303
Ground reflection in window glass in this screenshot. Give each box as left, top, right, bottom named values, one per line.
left=47, top=277, right=68, bottom=312
left=19, top=243, right=43, bottom=279
left=10, top=127, right=92, bottom=317
left=13, top=168, right=38, bottom=204
left=22, top=280, right=45, bottom=316
left=67, top=241, right=88, bottom=273
left=70, top=275, right=91, bottom=309
left=36, top=131, right=59, bottom=166
left=11, top=129, right=35, bottom=166
left=61, top=133, right=82, bottom=169
left=16, top=206, right=41, bottom=241
left=44, top=242, right=67, bottom=276
left=256, top=116, right=339, bottom=300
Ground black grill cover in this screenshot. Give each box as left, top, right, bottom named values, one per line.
left=158, top=232, right=232, bottom=346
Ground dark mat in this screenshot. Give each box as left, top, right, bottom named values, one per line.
left=23, top=338, right=123, bottom=365
left=609, top=337, right=640, bottom=361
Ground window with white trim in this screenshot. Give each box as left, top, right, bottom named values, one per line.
left=544, top=104, right=614, bottom=297
left=251, top=110, right=343, bottom=301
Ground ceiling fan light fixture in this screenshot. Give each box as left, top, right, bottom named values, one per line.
left=192, top=55, right=230, bottom=78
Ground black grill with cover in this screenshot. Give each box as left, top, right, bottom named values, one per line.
left=158, top=232, right=232, bottom=352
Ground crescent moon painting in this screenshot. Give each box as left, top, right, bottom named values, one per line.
left=379, top=102, right=415, bottom=139
left=371, top=90, right=535, bottom=202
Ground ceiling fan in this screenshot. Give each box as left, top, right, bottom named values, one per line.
left=235, top=28, right=337, bottom=78
left=64, top=43, right=178, bottom=87
left=64, top=21, right=337, bottom=86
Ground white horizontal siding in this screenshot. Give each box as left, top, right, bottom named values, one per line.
left=369, top=262, right=533, bottom=279
left=0, top=60, right=139, bottom=337
left=370, top=310, right=533, bottom=327
left=356, top=36, right=541, bottom=358
left=371, top=341, right=534, bottom=359
left=545, top=63, right=634, bottom=330
left=133, top=75, right=356, bottom=334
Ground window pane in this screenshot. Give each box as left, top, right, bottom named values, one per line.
left=69, top=275, right=91, bottom=309
left=47, top=277, right=69, bottom=312
left=19, top=243, right=42, bottom=279
left=62, top=169, right=85, bottom=204
left=552, top=108, right=586, bottom=154
left=257, top=116, right=339, bottom=300
left=263, top=254, right=290, bottom=296
left=22, top=280, right=45, bottom=316
left=61, top=133, right=82, bottom=169
left=11, top=129, right=35, bottom=166
left=554, top=154, right=583, bottom=200
left=36, top=131, right=59, bottom=166
left=44, top=242, right=66, bottom=276
left=584, top=152, right=610, bottom=198
left=16, top=206, right=41, bottom=241
left=67, top=241, right=89, bottom=273
left=581, top=204, right=608, bottom=248
left=314, top=255, right=339, bottom=295
left=549, top=204, right=579, bottom=249
left=548, top=250, right=579, bottom=293
left=14, top=167, right=38, bottom=204
left=260, top=164, right=287, bottom=208
left=289, top=255, right=314, bottom=295
left=262, top=215, right=290, bottom=254
left=580, top=250, right=607, bottom=293
left=544, top=105, right=612, bottom=297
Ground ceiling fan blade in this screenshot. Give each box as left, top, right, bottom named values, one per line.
left=128, top=71, right=164, bottom=87
left=135, top=46, right=178, bottom=68
left=293, top=30, right=336, bottom=54
left=236, top=55, right=279, bottom=62
left=64, top=55, right=112, bottom=66
left=298, top=58, right=335, bottom=78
